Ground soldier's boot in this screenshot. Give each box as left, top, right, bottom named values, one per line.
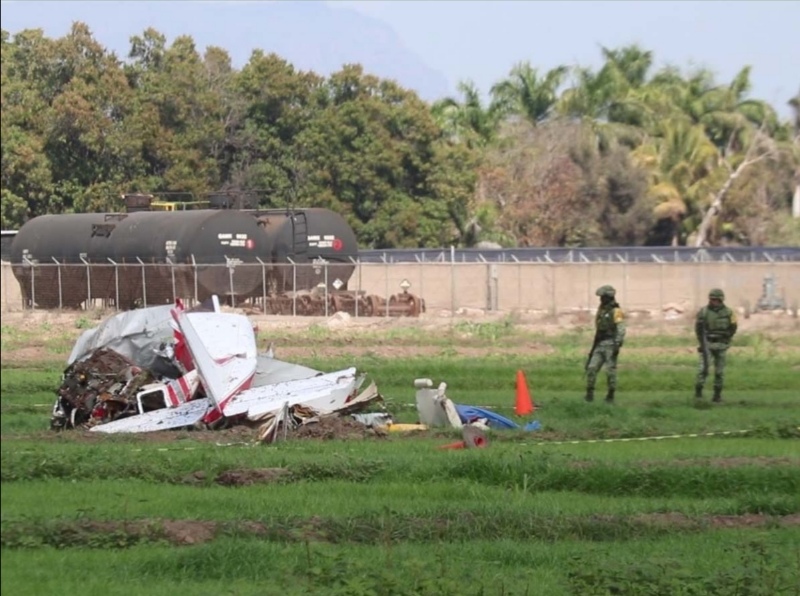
left=694, top=384, right=703, bottom=399
left=605, top=389, right=615, bottom=404
left=584, top=389, right=594, bottom=403
left=712, top=388, right=722, bottom=403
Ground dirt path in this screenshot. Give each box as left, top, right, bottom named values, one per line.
left=2, top=308, right=797, bottom=366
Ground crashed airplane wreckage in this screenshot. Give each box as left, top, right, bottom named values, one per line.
left=51, top=297, right=382, bottom=442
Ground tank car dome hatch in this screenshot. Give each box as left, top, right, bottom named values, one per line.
left=122, top=193, right=154, bottom=212
left=208, top=192, right=259, bottom=210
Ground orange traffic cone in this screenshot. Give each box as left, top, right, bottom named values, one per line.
left=515, top=370, right=534, bottom=416
left=438, top=440, right=466, bottom=450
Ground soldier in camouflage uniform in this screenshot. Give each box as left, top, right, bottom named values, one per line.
left=585, top=285, right=626, bottom=404
left=695, top=288, right=738, bottom=402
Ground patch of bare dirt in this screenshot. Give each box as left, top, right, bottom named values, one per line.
left=287, top=416, right=388, bottom=441
left=4, top=416, right=393, bottom=446
left=45, top=519, right=218, bottom=546
left=2, top=346, right=53, bottom=365
left=213, top=467, right=293, bottom=487
left=158, top=520, right=218, bottom=545
left=3, top=425, right=261, bottom=445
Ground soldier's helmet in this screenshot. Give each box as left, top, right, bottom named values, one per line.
left=709, top=288, right=725, bottom=300
left=595, top=285, right=616, bottom=298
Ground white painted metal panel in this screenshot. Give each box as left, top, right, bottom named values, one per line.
left=222, top=367, right=358, bottom=418
left=90, top=398, right=211, bottom=434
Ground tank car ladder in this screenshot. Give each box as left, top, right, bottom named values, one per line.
left=290, top=211, right=310, bottom=262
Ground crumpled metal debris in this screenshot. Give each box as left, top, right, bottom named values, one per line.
left=51, top=298, right=386, bottom=440
left=414, top=377, right=542, bottom=433
left=52, top=348, right=158, bottom=430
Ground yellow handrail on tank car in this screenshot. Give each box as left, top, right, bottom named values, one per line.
left=149, top=201, right=211, bottom=211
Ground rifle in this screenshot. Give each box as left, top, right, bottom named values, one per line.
left=584, top=334, right=600, bottom=375
left=698, top=332, right=709, bottom=373
left=696, top=307, right=710, bottom=369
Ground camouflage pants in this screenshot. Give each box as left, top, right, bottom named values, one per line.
left=586, top=340, right=619, bottom=392
left=696, top=344, right=729, bottom=392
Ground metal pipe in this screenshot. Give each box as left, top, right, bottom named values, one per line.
left=191, top=254, right=198, bottom=305
left=80, top=256, right=91, bottom=310
left=257, top=257, right=267, bottom=313
left=288, top=257, right=297, bottom=317
left=108, top=258, right=119, bottom=310
left=52, top=257, right=62, bottom=310
left=137, top=257, right=147, bottom=307
left=227, top=258, right=236, bottom=309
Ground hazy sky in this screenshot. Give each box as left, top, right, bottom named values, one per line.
left=334, top=0, right=799, bottom=115
left=2, top=0, right=798, bottom=117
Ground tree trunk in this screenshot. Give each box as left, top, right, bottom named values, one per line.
left=694, top=173, right=740, bottom=247
left=793, top=184, right=800, bottom=219
left=694, top=128, right=774, bottom=247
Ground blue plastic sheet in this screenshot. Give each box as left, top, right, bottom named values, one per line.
left=454, top=404, right=541, bottom=432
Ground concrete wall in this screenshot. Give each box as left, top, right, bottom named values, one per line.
left=353, top=261, right=799, bottom=315
left=3, top=260, right=798, bottom=315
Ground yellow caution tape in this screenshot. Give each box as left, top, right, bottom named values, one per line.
left=521, top=429, right=752, bottom=446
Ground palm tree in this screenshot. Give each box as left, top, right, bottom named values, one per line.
left=431, top=80, right=498, bottom=148
left=600, top=44, right=654, bottom=88
left=652, top=66, right=778, bottom=154
left=489, top=62, right=567, bottom=126
left=557, top=45, right=660, bottom=151
left=632, top=118, right=723, bottom=245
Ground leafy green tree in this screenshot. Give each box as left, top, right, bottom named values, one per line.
left=299, top=65, right=476, bottom=247
left=126, top=31, right=226, bottom=197
left=44, top=22, right=140, bottom=212
left=1, top=28, right=57, bottom=225
left=228, top=50, right=322, bottom=205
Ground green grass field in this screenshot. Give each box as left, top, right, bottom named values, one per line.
left=2, top=319, right=799, bottom=595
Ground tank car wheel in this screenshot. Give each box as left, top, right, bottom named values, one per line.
left=367, top=295, right=383, bottom=317
left=330, top=294, right=344, bottom=315
left=406, top=295, right=420, bottom=317
left=297, top=295, right=313, bottom=316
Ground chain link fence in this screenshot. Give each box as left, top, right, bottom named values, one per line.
left=2, top=260, right=798, bottom=318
